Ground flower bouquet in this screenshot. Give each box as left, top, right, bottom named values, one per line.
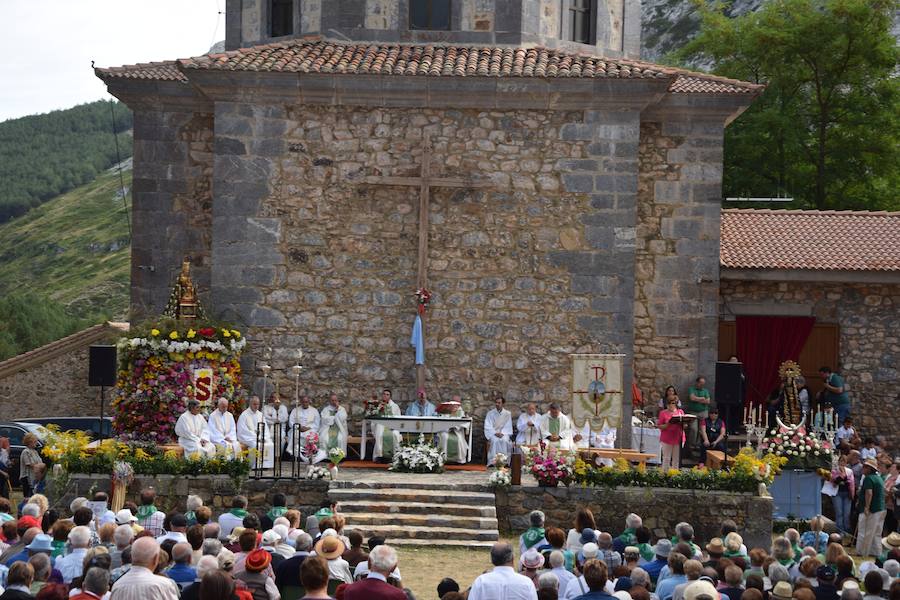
left=489, top=468, right=512, bottom=489
left=760, top=424, right=832, bottom=470
left=493, top=453, right=509, bottom=468
left=327, top=447, right=345, bottom=479
left=306, top=465, right=330, bottom=480
left=364, top=396, right=390, bottom=417
left=303, top=432, right=320, bottom=464
left=527, top=448, right=575, bottom=487
left=110, top=461, right=135, bottom=512
left=390, top=435, right=444, bottom=474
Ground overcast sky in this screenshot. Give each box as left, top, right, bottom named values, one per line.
left=0, top=0, right=224, bottom=122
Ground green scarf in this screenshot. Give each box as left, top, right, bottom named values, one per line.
left=185, top=511, right=196, bottom=524
left=135, top=505, right=157, bottom=520
left=638, top=543, right=655, bottom=562
left=617, top=528, right=636, bottom=545
left=230, top=508, right=248, bottom=518
left=522, top=527, right=545, bottom=550
left=266, top=507, right=288, bottom=522
left=51, top=540, right=66, bottom=559
left=315, top=508, right=333, bottom=521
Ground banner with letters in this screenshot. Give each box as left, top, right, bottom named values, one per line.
left=570, top=354, right=625, bottom=432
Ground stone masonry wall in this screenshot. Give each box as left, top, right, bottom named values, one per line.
left=721, top=279, right=900, bottom=448
left=496, top=485, right=773, bottom=550
left=634, top=120, right=724, bottom=405
left=0, top=346, right=100, bottom=418
left=130, top=109, right=214, bottom=321
left=210, top=103, right=639, bottom=440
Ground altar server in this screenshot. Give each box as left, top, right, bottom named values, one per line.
left=288, top=395, right=321, bottom=460
left=516, top=403, right=543, bottom=446
left=439, top=395, right=469, bottom=464
left=372, top=389, right=403, bottom=461
left=317, top=393, right=348, bottom=462
left=237, top=395, right=273, bottom=467
left=540, top=403, right=574, bottom=450
left=175, top=399, right=216, bottom=458
left=208, top=397, right=242, bottom=456
left=484, top=395, right=513, bottom=464
left=406, top=391, right=437, bottom=416
left=263, top=392, right=289, bottom=450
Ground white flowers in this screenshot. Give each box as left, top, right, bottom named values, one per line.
left=306, top=465, right=330, bottom=480
left=390, top=435, right=445, bottom=474
left=489, top=469, right=512, bottom=488
left=121, top=336, right=246, bottom=357
left=493, top=453, right=509, bottom=468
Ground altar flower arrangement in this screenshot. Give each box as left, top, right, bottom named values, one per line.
left=364, top=395, right=390, bottom=417
left=390, top=435, right=445, bottom=474
left=526, top=448, right=575, bottom=487
left=489, top=468, right=512, bottom=489
left=761, top=424, right=831, bottom=470
left=306, top=465, right=330, bottom=480
left=493, top=453, right=509, bottom=468
left=328, top=447, right=346, bottom=466
left=303, top=432, right=320, bottom=463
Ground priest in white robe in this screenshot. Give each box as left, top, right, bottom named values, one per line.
left=484, top=395, right=513, bottom=464
left=317, top=393, right=348, bottom=462
left=573, top=421, right=590, bottom=450
left=208, top=398, right=242, bottom=457
left=287, top=395, right=321, bottom=461
left=515, top=403, right=543, bottom=447
left=263, top=392, right=289, bottom=451
left=237, top=396, right=274, bottom=468
left=540, top=403, right=575, bottom=450
left=438, top=395, right=469, bottom=464
left=175, top=400, right=216, bottom=458
left=405, top=391, right=437, bottom=416
left=372, top=389, right=402, bottom=461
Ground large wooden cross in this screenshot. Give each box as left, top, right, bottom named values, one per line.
left=362, top=138, right=492, bottom=391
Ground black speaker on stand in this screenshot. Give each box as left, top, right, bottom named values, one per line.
left=715, top=361, right=745, bottom=435
left=89, top=345, right=117, bottom=442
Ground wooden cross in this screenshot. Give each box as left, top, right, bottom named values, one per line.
left=361, top=138, right=492, bottom=391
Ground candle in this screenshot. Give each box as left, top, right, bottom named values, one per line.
left=744, top=404, right=749, bottom=422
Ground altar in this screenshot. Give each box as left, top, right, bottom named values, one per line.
left=360, top=416, right=474, bottom=463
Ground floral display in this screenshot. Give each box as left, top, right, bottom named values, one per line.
left=112, top=320, right=248, bottom=443
left=111, top=461, right=135, bottom=486
left=303, top=432, right=320, bottom=463
left=364, top=395, right=391, bottom=417
left=414, top=287, right=432, bottom=315
left=328, top=447, right=346, bottom=466
left=306, top=465, right=331, bottom=480
left=761, top=423, right=832, bottom=470
left=524, top=446, right=575, bottom=487
left=493, top=453, right=509, bottom=468
left=390, top=435, right=445, bottom=474
left=489, top=468, right=512, bottom=489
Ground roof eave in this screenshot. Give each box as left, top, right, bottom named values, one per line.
left=720, top=267, right=900, bottom=285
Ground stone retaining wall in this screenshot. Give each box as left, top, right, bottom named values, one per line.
left=495, top=485, right=773, bottom=550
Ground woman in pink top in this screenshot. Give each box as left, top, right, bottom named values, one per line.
left=658, top=396, right=686, bottom=471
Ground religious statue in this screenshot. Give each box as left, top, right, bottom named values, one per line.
left=778, top=360, right=803, bottom=425
left=163, top=257, right=205, bottom=320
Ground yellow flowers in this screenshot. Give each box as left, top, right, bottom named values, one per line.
left=169, top=331, right=179, bottom=340
left=231, top=330, right=241, bottom=338
left=667, top=468, right=682, bottom=477
left=133, top=448, right=151, bottom=461
left=187, top=329, right=196, bottom=339
left=150, top=329, right=160, bottom=336
left=222, top=329, right=231, bottom=337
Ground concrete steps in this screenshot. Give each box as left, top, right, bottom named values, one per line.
left=330, top=481, right=500, bottom=550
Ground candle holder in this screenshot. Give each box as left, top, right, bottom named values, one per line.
left=292, top=349, right=303, bottom=406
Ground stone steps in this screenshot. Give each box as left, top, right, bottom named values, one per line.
left=331, top=481, right=499, bottom=550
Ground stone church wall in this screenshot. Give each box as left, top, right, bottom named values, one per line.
left=720, top=279, right=900, bottom=449
left=633, top=120, right=724, bottom=404
left=0, top=345, right=100, bottom=418
left=210, top=103, right=641, bottom=430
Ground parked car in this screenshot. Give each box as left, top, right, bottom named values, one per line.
left=16, top=417, right=113, bottom=441
left=0, top=421, right=47, bottom=488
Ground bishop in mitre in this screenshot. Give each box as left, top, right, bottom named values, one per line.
left=263, top=391, right=289, bottom=451
left=438, top=394, right=470, bottom=464
left=237, top=396, right=274, bottom=468
left=484, top=394, right=513, bottom=464
left=540, top=402, right=575, bottom=450
left=287, top=395, right=320, bottom=461
left=316, top=393, right=348, bottom=462
left=175, top=399, right=216, bottom=458
left=516, top=403, right=543, bottom=446
left=372, top=389, right=402, bottom=461
left=208, top=397, right=242, bottom=456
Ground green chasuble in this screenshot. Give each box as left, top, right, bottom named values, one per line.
left=382, top=428, right=394, bottom=458
left=327, top=426, right=339, bottom=451
left=549, top=417, right=560, bottom=436
left=447, top=433, right=461, bottom=462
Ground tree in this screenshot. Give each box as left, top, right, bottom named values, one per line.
left=0, top=292, right=92, bottom=361
left=679, top=0, right=899, bottom=210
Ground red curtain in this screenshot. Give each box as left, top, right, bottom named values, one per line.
left=735, top=316, right=815, bottom=407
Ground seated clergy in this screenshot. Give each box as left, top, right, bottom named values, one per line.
left=175, top=399, right=216, bottom=458
left=263, top=392, right=289, bottom=451
left=540, top=403, right=575, bottom=450
left=237, top=395, right=274, bottom=468
left=573, top=420, right=590, bottom=450
left=207, top=397, right=242, bottom=456
left=406, top=391, right=437, bottom=416
left=287, top=395, right=321, bottom=461
left=438, top=395, right=469, bottom=464
left=372, top=389, right=403, bottom=462
left=516, top=403, right=543, bottom=447
left=317, top=393, right=348, bottom=462
left=484, top=394, right=513, bottom=464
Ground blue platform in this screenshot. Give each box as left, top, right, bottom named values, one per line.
left=769, top=470, right=822, bottom=519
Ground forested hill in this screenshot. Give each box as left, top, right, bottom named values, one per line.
left=0, top=100, right=132, bottom=222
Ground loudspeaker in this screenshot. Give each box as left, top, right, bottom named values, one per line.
left=715, top=361, right=744, bottom=406
left=88, top=345, right=117, bottom=387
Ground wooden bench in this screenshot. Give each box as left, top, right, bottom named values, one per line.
left=578, top=448, right=657, bottom=466
left=705, top=450, right=733, bottom=470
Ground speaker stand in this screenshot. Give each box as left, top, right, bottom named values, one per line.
left=99, top=385, right=106, bottom=443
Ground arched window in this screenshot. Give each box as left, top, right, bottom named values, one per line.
left=270, top=0, right=294, bottom=37
left=410, top=0, right=451, bottom=30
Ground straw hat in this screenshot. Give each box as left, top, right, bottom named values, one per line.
left=705, top=538, right=725, bottom=554
left=520, top=548, right=545, bottom=569
left=314, top=535, right=346, bottom=560
left=245, top=548, right=271, bottom=572
left=771, top=581, right=793, bottom=600
left=863, top=458, right=879, bottom=470
left=883, top=532, right=900, bottom=551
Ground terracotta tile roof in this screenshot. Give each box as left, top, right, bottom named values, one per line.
left=94, top=60, right=186, bottom=82
left=0, top=322, right=130, bottom=379
left=721, top=209, right=900, bottom=272
left=96, top=39, right=760, bottom=94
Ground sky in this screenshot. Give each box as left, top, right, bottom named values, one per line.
left=0, top=0, right=224, bottom=122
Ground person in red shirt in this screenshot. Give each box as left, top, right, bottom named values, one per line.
left=658, top=397, right=686, bottom=471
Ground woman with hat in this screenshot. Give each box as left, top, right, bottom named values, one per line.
left=315, top=533, right=353, bottom=584
left=882, top=533, right=900, bottom=563
left=235, top=548, right=279, bottom=600
left=857, top=458, right=887, bottom=558
left=520, top=548, right=545, bottom=588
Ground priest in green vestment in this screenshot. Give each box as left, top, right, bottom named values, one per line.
left=539, top=402, right=575, bottom=450
left=372, top=389, right=402, bottom=461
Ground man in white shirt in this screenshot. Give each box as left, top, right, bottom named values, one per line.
left=109, top=536, right=180, bottom=600
left=548, top=550, right=576, bottom=592
left=155, top=513, right=188, bottom=545
left=406, top=391, right=437, bottom=416
left=540, top=403, right=575, bottom=450
left=217, top=495, right=250, bottom=540
left=175, top=400, right=217, bottom=458
left=372, top=390, right=403, bottom=462
left=237, top=395, right=274, bottom=468
left=484, top=395, right=513, bottom=465
left=318, top=393, right=348, bottom=462
left=263, top=391, right=290, bottom=451
left=516, top=403, right=543, bottom=446
left=287, top=395, right=321, bottom=460
left=207, top=397, right=242, bottom=456
left=55, top=526, right=92, bottom=583
left=468, top=542, right=538, bottom=600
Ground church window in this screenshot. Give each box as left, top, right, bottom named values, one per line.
left=562, top=0, right=593, bottom=44
left=410, top=0, right=451, bottom=31
left=270, top=0, right=294, bottom=37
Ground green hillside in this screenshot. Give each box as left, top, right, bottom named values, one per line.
left=0, top=166, right=131, bottom=358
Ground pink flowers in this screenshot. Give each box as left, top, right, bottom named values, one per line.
left=529, top=452, right=575, bottom=487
